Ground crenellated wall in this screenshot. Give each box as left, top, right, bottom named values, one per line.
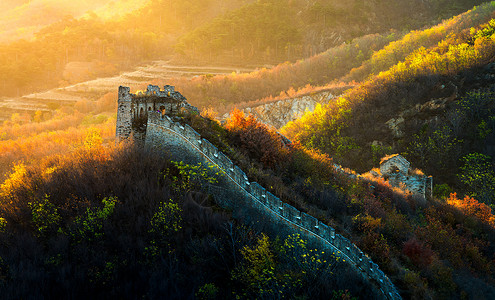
left=143, top=111, right=402, bottom=300
left=116, top=85, right=199, bottom=143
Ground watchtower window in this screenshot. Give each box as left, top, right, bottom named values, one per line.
left=139, top=107, right=144, bottom=117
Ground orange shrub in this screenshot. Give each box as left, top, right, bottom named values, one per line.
left=226, top=109, right=288, bottom=169
left=0, top=118, right=115, bottom=182
left=447, top=192, right=495, bottom=227
left=359, top=231, right=391, bottom=269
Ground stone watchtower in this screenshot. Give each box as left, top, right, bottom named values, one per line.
left=116, top=84, right=198, bottom=142
left=380, top=154, right=410, bottom=176
left=379, top=154, right=433, bottom=199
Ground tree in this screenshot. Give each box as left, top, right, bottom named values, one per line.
left=226, top=109, right=288, bottom=168
left=458, top=153, right=495, bottom=205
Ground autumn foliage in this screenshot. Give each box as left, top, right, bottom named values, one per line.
left=447, top=192, right=495, bottom=227
left=225, top=109, right=289, bottom=168
left=402, top=238, right=434, bottom=268
left=282, top=2, right=495, bottom=182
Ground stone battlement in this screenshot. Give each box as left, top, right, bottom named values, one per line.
left=144, top=111, right=401, bottom=299
left=116, top=85, right=198, bottom=142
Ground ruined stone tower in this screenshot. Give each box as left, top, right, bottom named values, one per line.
left=378, top=154, right=433, bottom=199
left=116, top=84, right=198, bottom=142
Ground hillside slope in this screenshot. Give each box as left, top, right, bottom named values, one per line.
left=175, top=0, right=487, bottom=63
left=282, top=2, right=495, bottom=201
left=0, top=0, right=150, bottom=42
left=140, top=2, right=494, bottom=115
left=0, top=144, right=378, bottom=299
left=2, top=3, right=495, bottom=298
left=170, top=106, right=495, bottom=299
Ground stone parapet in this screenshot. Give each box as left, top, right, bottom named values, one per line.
left=141, top=111, right=402, bottom=299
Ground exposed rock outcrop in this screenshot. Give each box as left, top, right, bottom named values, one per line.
left=222, top=91, right=336, bottom=129
left=385, top=116, right=405, bottom=138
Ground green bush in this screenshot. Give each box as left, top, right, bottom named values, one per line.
left=28, top=195, right=61, bottom=237
left=67, top=197, right=118, bottom=243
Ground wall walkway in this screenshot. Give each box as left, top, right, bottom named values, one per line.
left=144, top=112, right=402, bottom=299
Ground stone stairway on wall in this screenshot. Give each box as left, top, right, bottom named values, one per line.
left=144, top=111, right=402, bottom=300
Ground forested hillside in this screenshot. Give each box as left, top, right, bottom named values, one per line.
left=0, top=142, right=372, bottom=299
left=0, top=0, right=150, bottom=42
left=2, top=1, right=495, bottom=299
left=2, top=91, right=494, bottom=299
left=0, top=0, right=487, bottom=98
left=158, top=32, right=396, bottom=112
left=282, top=2, right=495, bottom=204
left=150, top=1, right=494, bottom=114
left=175, top=0, right=487, bottom=63
left=0, top=0, right=250, bottom=97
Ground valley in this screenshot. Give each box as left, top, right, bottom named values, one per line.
left=0, top=60, right=256, bottom=121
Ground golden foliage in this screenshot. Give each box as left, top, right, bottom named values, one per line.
left=0, top=110, right=116, bottom=182
left=0, top=163, right=27, bottom=199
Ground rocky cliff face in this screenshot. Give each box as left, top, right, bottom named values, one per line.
left=222, top=91, right=336, bottom=129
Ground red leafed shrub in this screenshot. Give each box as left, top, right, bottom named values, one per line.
left=403, top=237, right=434, bottom=268
left=416, top=211, right=464, bottom=267
left=226, top=109, right=289, bottom=168
left=359, top=231, right=391, bottom=268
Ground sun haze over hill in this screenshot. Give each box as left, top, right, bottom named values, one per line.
left=0, top=0, right=149, bottom=42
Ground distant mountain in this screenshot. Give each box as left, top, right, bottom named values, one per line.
left=0, top=0, right=250, bottom=97
left=0, top=0, right=151, bottom=42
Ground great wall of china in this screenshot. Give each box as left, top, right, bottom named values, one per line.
left=117, top=85, right=402, bottom=299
